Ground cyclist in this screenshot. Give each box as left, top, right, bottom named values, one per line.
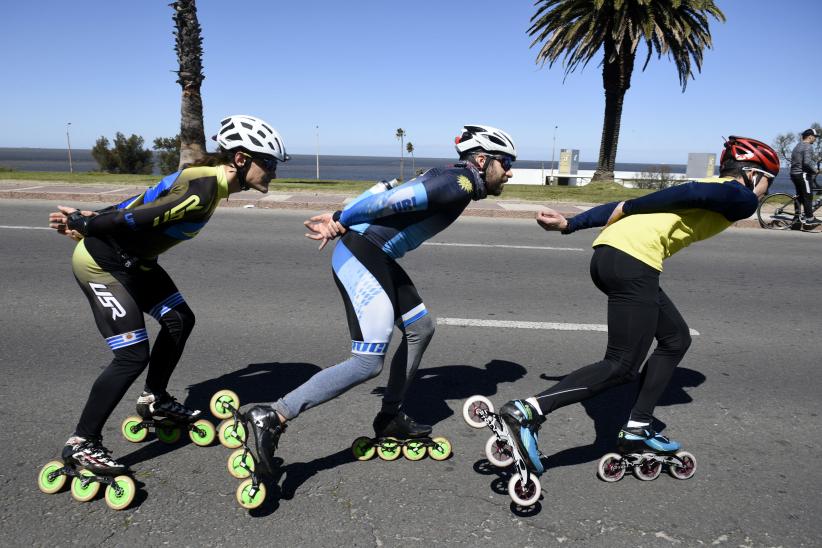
left=497, top=136, right=779, bottom=476
left=790, top=128, right=820, bottom=228
left=239, top=125, right=516, bottom=475
left=46, top=115, right=288, bottom=474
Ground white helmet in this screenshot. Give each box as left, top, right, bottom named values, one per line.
left=215, top=115, right=289, bottom=162
left=454, top=124, right=517, bottom=160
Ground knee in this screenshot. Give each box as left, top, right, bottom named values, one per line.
left=161, top=305, right=196, bottom=339
left=609, top=360, right=640, bottom=384
left=405, top=313, right=435, bottom=344
left=351, top=353, right=385, bottom=382
left=660, top=328, right=691, bottom=357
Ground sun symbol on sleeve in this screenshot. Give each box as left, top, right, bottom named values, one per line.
left=457, top=175, right=473, bottom=193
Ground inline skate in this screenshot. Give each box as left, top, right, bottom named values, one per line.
left=37, top=436, right=136, bottom=510
left=462, top=395, right=542, bottom=507
left=120, top=390, right=216, bottom=446
left=597, top=425, right=697, bottom=482
left=210, top=389, right=286, bottom=510
left=350, top=411, right=452, bottom=462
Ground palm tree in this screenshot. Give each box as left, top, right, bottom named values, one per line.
left=529, top=0, right=724, bottom=182
left=396, top=128, right=406, bottom=181
left=406, top=142, right=415, bottom=175
left=172, top=0, right=207, bottom=169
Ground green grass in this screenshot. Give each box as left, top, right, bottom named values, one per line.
left=0, top=171, right=652, bottom=203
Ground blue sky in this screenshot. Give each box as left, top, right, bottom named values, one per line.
left=2, top=1, right=820, bottom=163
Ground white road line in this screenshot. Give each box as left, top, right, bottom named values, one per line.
left=0, top=225, right=51, bottom=230
left=423, top=242, right=584, bottom=252
left=438, top=317, right=700, bottom=336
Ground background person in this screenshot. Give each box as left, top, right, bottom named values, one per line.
left=790, top=128, right=820, bottom=228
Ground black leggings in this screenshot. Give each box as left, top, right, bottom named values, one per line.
left=535, top=245, right=691, bottom=424
left=72, top=238, right=195, bottom=439
left=790, top=172, right=815, bottom=218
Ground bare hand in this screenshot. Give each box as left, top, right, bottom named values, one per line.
left=48, top=205, right=93, bottom=241
left=536, top=208, right=568, bottom=232
left=304, top=212, right=347, bottom=250
left=605, top=202, right=625, bottom=226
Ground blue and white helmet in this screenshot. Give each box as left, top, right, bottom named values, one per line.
left=215, top=115, right=289, bottom=162
left=455, top=124, right=517, bottom=160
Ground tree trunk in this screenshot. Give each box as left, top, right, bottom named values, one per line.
left=592, top=38, right=634, bottom=183
left=173, top=0, right=207, bottom=169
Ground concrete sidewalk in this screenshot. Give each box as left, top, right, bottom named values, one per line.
left=0, top=179, right=761, bottom=227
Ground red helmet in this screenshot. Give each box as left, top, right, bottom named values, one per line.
left=720, top=136, right=780, bottom=178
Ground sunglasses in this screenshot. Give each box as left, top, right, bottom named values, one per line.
left=488, top=155, right=514, bottom=171
left=240, top=152, right=277, bottom=172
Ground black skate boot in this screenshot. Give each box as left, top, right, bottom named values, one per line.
left=62, top=436, right=128, bottom=475
left=373, top=411, right=432, bottom=439
left=242, top=405, right=286, bottom=477
left=136, top=390, right=202, bottom=423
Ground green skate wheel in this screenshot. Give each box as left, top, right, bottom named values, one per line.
left=351, top=437, right=376, bottom=461
left=210, top=389, right=240, bottom=420
left=402, top=440, right=427, bottom=461
left=236, top=478, right=266, bottom=510
left=218, top=419, right=246, bottom=449
left=104, top=475, right=136, bottom=510
left=376, top=438, right=401, bottom=461
left=37, top=460, right=67, bottom=494
left=156, top=421, right=182, bottom=444
left=189, top=419, right=216, bottom=447
left=227, top=448, right=255, bottom=479
left=70, top=470, right=101, bottom=502
left=121, top=415, right=148, bottom=443
left=427, top=437, right=452, bottom=461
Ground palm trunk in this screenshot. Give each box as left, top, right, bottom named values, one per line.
left=173, top=0, right=207, bottom=169
left=592, top=38, right=634, bottom=183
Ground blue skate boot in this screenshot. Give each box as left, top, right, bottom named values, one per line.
left=242, top=405, right=287, bottom=477
left=499, top=400, right=545, bottom=474
left=617, top=425, right=681, bottom=454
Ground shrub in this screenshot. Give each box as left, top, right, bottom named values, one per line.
left=92, top=132, right=153, bottom=174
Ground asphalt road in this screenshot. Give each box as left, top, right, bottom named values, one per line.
left=1, top=200, right=820, bottom=547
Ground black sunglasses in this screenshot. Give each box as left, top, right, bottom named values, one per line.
left=488, top=155, right=514, bottom=171
left=241, top=152, right=277, bottom=172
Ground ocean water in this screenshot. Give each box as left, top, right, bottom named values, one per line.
left=0, top=148, right=796, bottom=194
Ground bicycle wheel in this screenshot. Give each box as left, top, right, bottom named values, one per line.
left=757, top=193, right=798, bottom=230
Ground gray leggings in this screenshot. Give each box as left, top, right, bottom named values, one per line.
left=272, top=314, right=435, bottom=420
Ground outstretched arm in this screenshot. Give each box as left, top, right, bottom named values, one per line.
left=48, top=205, right=94, bottom=242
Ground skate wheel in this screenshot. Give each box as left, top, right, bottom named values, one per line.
left=156, top=421, right=182, bottom=444
left=508, top=472, right=541, bottom=507
left=669, top=450, right=697, bottom=480
left=121, top=415, right=148, bottom=443
left=351, top=437, right=376, bottom=461
left=105, top=475, right=136, bottom=510
left=37, top=460, right=67, bottom=494
left=485, top=435, right=514, bottom=467
left=210, top=389, right=240, bottom=420
left=236, top=478, right=266, bottom=510
left=218, top=419, right=246, bottom=449
left=376, top=438, right=402, bottom=461
left=402, top=440, right=427, bottom=461
left=70, top=470, right=101, bottom=502
left=633, top=455, right=662, bottom=481
left=228, top=448, right=255, bottom=479
left=427, top=437, right=452, bottom=461
left=597, top=453, right=625, bottom=482
left=189, top=419, right=216, bottom=447
left=462, top=395, right=494, bottom=428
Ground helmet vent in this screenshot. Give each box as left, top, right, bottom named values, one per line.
left=241, top=122, right=253, bottom=130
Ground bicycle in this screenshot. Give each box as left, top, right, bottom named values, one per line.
left=757, top=175, right=822, bottom=231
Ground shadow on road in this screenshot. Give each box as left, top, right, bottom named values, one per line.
left=540, top=366, right=706, bottom=469
left=371, top=359, right=528, bottom=425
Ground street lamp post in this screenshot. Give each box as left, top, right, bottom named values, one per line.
left=66, top=122, right=74, bottom=174
left=550, top=125, right=558, bottom=184
left=315, top=125, right=320, bottom=180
